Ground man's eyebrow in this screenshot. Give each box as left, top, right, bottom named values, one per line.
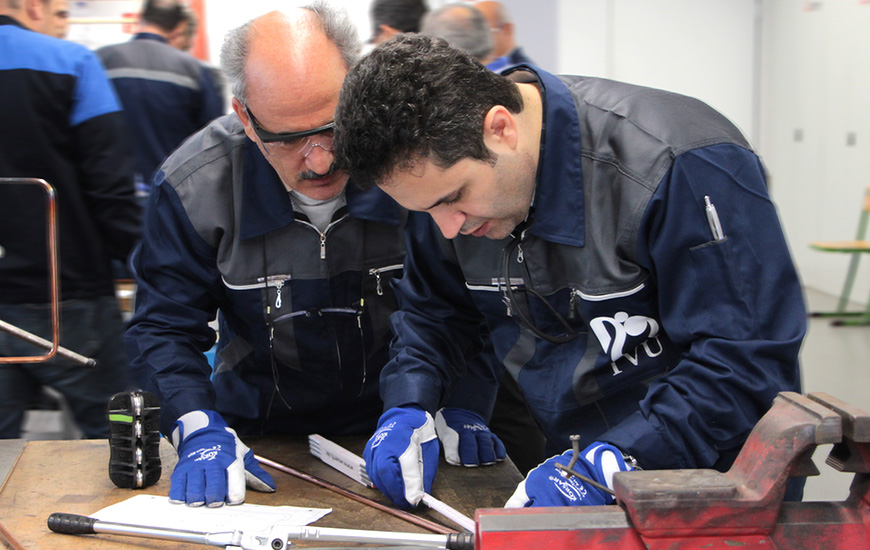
left=423, top=190, right=460, bottom=211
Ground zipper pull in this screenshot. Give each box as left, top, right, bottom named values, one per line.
left=517, top=242, right=524, bottom=264
left=320, top=233, right=326, bottom=260
left=375, top=271, right=383, bottom=296
left=274, top=280, right=284, bottom=309
left=568, top=289, right=576, bottom=319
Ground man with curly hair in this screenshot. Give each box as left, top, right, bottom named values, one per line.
left=334, top=34, right=806, bottom=508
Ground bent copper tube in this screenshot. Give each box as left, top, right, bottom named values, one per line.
left=0, top=178, right=95, bottom=367
left=255, top=454, right=455, bottom=535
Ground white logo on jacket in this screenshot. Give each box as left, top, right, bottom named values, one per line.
left=589, top=312, right=663, bottom=375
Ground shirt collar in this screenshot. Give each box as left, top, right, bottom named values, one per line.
left=239, top=139, right=400, bottom=240
left=503, top=64, right=585, bottom=247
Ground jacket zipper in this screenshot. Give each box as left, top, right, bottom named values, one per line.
left=222, top=274, right=292, bottom=310
left=368, top=264, right=403, bottom=295
left=273, top=306, right=361, bottom=324
left=295, top=214, right=348, bottom=260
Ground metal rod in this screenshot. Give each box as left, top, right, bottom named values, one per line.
left=554, top=464, right=615, bottom=496
left=280, top=525, right=459, bottom=548
left=0, top=178, right=62, bottom=365
left=0, top=318, right=97, bottom=367
left=255, top=454, right=455, bottom=535
left=0, top=520, right=26, bottom=550
left=48, top=512, right=240, bottom=547
left=95, top=522, right=239, bottom=547
left=555, top=434, right=616, bottom=496
left=421, top=493, right=475, bottom=533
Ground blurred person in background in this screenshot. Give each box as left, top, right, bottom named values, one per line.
left=97, top=0, right=224, bottom=204
left=167, top=4, right=228, bottom=115
left=51, top=0, right=67, bottom=37
left=0, top=0, right=140, bottom=439
left=368, top=0, right=427, bottom=45
left=420, top=3, right=495, bottom=66
left=474, top=1, right=535, bottom=70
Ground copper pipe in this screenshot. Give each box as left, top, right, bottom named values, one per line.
left=0, top=520, right=26, bottom=550
left=0, top=177, right=62, bottom=364
left=0, top=319, right=97, bottom=367
left=255, top=454, right=455, bottom=535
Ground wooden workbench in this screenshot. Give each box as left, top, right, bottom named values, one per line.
left=0, top=436, right=522, bottom=549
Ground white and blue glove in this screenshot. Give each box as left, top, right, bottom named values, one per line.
left=434, top=407, right=506, bottom=466
left=169, top=410, right=276, bottom=507
left=504, top=442, right=633, bottom=508
left=363, top=405, right=439, bottom=509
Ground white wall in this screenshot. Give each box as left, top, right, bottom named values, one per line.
left=759, top=0, right=870, bottom=304
left=557, top=0, right=758, bottom=144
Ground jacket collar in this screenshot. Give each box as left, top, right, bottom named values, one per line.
left=0, top=15, right=26, bottom=29
left=503, top=64, right=585, bottom=247
left=239, top=139, right=400, bottom=240
left=133, top=32, right=169, bottom=44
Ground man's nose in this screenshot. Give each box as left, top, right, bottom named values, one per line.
left=430, top=209, right=466, bottom=240
left=303, top=143, right=334, bottom=174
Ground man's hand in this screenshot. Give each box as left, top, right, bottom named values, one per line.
left=504, top=442, right=633, bottom=508
left=169, top=410, right=276, bottom=507
left=363, top=406, right=439, bottom=509
left=434, top=407, right=506, bottom=466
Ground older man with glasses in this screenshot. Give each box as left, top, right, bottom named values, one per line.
left=124, top=3, right=506, bottom=509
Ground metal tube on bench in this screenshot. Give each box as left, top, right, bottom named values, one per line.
left=255, top=454, right=455, bottom=535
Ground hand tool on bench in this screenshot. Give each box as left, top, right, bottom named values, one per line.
left=46, top=512, right=475, bottom=549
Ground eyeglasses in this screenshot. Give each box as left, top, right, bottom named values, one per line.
left=500, top=234, right=578, bottom=344
left=244, top=104, right=334, bottom=158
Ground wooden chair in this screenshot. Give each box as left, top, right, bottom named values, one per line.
left=810, top=186, right=870, bottom=326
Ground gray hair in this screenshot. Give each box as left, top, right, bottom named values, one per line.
left=420, top=3, right=491, bottom=61
left=219, top=0, right=361, bottom=104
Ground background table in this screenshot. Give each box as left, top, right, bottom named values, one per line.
left=0, top=436, right=522, bottom=549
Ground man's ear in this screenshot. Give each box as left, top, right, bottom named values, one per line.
left=231, top=97, right=258, bottom=143
left=482, top=105, right=519, bottom=151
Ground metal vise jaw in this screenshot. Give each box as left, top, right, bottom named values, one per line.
left=474, top=392, right=870, bottom=550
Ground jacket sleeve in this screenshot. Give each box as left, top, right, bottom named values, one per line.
left=600, top=143, right=806, bottom=470
left=381, top=212, right=496, bottom=416
left=124, top=177, right=222, bottom=437
left=71, top=51, right=140, bottom=260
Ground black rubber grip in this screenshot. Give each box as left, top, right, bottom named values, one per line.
left=47, top=513, right=97, bottom=535
left=447, top=531, right=475, bottom=550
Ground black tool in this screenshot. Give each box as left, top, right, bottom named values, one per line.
left=106, top=390, right=161, bottom=489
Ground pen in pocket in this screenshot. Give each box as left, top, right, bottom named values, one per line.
left=704, top=196, right=725, bottom=241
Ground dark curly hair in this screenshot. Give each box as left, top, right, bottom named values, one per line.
left=333, top=34, right=523, bottom=190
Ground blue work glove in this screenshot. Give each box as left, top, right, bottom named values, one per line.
left=504, top=442, right=633, bottom=508
left=434, top=407, right=506, bottom=466
left=363, top=405, right=439, bottom=509
left=169, top=410, right=276, bottom=507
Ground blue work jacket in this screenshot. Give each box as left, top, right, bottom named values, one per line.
left=381, top=66, right=806, bottom=471
left=125, top=114, right=408, bottom=437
